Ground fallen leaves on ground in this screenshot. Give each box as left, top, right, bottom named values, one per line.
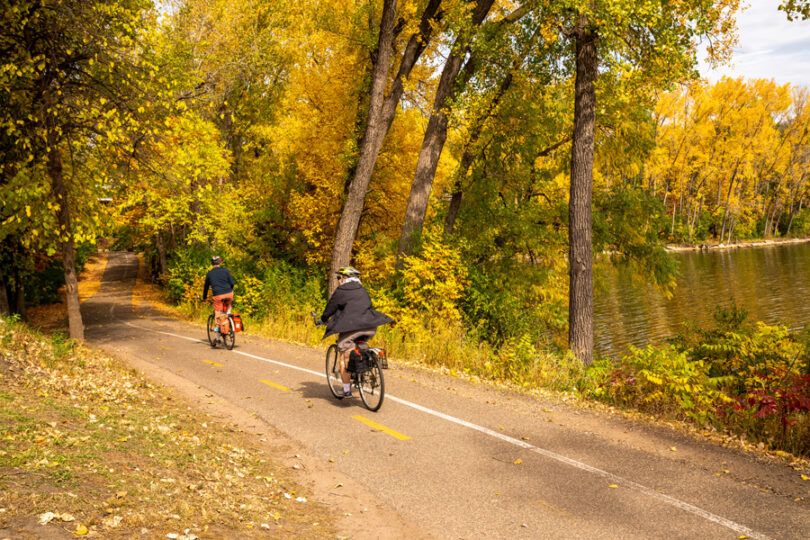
left=0, top=320, right=334, bottom=538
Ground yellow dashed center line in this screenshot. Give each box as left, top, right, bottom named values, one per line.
left=202, top=360, right=224, bottom=367
left=352, top=415, right=410, bottom=440
left=260, top=379, right=291, bottom=392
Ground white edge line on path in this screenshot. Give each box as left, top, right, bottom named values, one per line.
left=129, top=322, right=772, bottom=540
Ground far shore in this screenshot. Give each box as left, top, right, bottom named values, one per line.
left=666, top=236, right=810, bottom=252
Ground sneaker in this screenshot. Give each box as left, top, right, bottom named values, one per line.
left=342, top=390, right=353, bottom=398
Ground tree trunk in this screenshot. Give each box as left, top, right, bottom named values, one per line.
left=0, top=265, right=9, bottom=316
left=726, top=213, right=736, bottom=244
left=48, top=138, right=84, bottom=341
left=14, top=279, right=27, bottom=322
left=670, top=197, right=677, bottom=236
left=329, top=0, right=442, bottom=294
left=444, top=187, right=464, bottom=235
left=720, top=165, right=740, bottom=242
left=568, top=20, right=597, bottom=366
left=774, top=209, right=784, bottom=236
left=395, top=66, right=456, bottom=261
left=155, top=231, right=168, bottom=279
left=764, top=198, right=775, bottom=238
left=787, top=197, right=803, bottom=236
left=396, top=0, right=495, bottom=264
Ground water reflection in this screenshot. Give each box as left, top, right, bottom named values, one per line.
left=594, top=242, right=810, bottom=358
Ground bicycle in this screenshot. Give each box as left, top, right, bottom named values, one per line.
left=325, top=341, right=385, bottom=411
left=202, top=296, right=236, bottom=350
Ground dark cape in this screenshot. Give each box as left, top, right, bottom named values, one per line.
left=319, top=281, right=393, bottom=338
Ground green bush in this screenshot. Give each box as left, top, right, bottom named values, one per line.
left=259, top=259, right=323, bottom=310
left=586, top=304, right=810, bottom=456
left=585, top=345, right=721, bottom=424
left=165, top=246, right=213, bottom=303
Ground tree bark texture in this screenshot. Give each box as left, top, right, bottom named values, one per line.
left=48, top=136, right=84, bottom=341
left=396, top=0, right=495, bottom=264
left=0, top=265, right=9, bottom=316
left=568, top=21, right=597, bottom=366
left=14, top=279, right=26, bottom=322
left=329, top=0, right=442, bottom=294
left=156, top=231, right=168, bottom=279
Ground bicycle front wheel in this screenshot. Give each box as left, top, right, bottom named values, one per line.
left=358, top=355, right=384, bottom=411
left=206, top=314, right=217, bottom=347
left=223, top=316, right=236, bottom=350
left=325, top=344, right=342, bottom=398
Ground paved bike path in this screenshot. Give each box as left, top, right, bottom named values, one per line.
left=82, top=252, right=809, bottom=539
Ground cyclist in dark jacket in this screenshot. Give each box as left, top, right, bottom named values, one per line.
left=316, top=266, right=392, bottom=397
left=203, top=256, right=235, bottom=342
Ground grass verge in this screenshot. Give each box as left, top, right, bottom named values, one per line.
left=0, top=317, right=334, bottom=538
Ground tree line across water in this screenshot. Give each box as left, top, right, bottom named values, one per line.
left=1, top=1, right=810, bottom=451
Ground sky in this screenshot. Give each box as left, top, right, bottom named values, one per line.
left=698, top=1, right=810, bottom=88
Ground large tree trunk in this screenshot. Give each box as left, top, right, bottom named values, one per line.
left=396, top=0, right=496, bottom=264
left=155, top=231, right=168, bottom=279
left=329, top=0, right=442, bottom=294
left=568, top=19, right=597, bottom=366
left=48, top=139, right=84, bottom=341
left=0, top=265, right=9, bottom=316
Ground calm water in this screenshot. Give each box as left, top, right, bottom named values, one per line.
left=594, top=241, right=810, bottom=358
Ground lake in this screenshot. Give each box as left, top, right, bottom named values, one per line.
left=593, top=241, right=810, bottom=358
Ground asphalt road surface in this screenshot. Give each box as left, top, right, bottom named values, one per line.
left=81, top=252, right=809, bottom=539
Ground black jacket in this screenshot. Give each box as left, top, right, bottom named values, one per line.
left=203, top=267, right=235, bottom=298
left=320, top=281, right=393, bottom=338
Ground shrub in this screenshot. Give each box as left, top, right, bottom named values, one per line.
left=398, top=232, right=468, bottom=332
left=719, top=367, right=810, bottom=455
left=234, top=275, right=265, bottom=317
left=590, top=305, right=810, bottom=456
left=585, top=345, right=722, bottom=424
left=165, top=246, right=213, bottom=303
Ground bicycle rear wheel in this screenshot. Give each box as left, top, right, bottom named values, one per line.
left=358, top=355, right=384, bottom=411
left=223, top=316, right=236, bottom=350
left=206, top=314, right=217, bottom=347
left=325, top=344, right=342, bottom=398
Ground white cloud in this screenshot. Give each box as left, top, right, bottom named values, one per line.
left=698, top=0, right=810, bottom=88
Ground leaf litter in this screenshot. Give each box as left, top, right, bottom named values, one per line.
left=0, top=320, right=334, bottom=538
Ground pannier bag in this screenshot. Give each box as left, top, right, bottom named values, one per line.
left=348, top=348, right=370, bottom=373
left=232, top=314, right=244, bottom=332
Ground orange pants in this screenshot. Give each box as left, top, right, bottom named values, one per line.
left=213, top=292, right=233, bottom=334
